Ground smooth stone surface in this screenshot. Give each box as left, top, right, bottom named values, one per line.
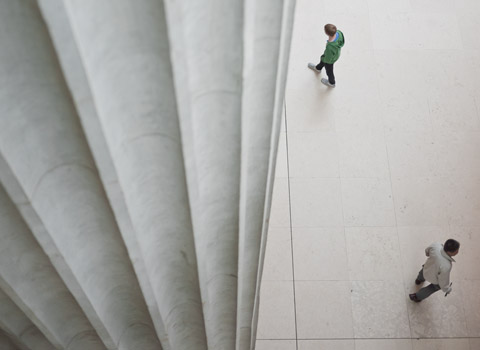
left=295, top=281, right=354, bottom=339
left=351, top=281, right=411, bottom=338
left=255, top=340, right=296, bottom=350
left=341, top=178, right=396, bottom=226
left=469, top=338, right=480, bottom=350
left=391, top=177, right=449, bottom=226
left=371, top=13, right=462, bottom=50
left=445, top=179, right=480, bottom=226
left=338, top=129, right=389, bottom=178
left=461, top=280, right=480, bottom=336
left=290, top=178, right=343, bottom=227
left=262, top=228, right=293, bottom=281
left=345, top=227, right=402, bottom=281
left=411, top=338, right=470, bottom=350
left=435, top=132, right=480, bottom=178
left=256, top=281, right=296, bottom=339
left=258, top=0, right=480, bottom=347
left=275, top=132, right=288, bottom=179
left=298, top=339, right=354, bottom=350
left=355, top=339, right=413, bottom=350
left=269, top=178, right=291, bottom=228
left=455, top=227, right=480, bottom=280
left=293, top=227, right=348, bottom=281
left=385, top=131, right=441, bottom=178
left=406, top=283, right=468, bottom=338
left=288, top=132, right=339, bottom=178
left=285, top=87, right=336, bottom=133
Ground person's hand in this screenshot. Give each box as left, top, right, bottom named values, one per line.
left=445, top=286, right=452, bottom=296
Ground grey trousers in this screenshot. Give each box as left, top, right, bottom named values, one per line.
left=416, top=267, right=441, bottom=300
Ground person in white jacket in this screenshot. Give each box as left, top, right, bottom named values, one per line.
left=409, top=239, right=460, bottom=302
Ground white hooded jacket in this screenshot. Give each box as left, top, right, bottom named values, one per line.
left=422, top=242, right=455, bottom=292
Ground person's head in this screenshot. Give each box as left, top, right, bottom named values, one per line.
left=324, top=24, right=337, bottom=37
left=444, top=239, right=460, bottom=257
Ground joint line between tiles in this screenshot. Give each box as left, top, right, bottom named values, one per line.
left=377, top=57, right=416, bottom=338
left=284, top=100, right=299, bottom=350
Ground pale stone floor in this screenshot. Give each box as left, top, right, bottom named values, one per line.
left=256, top=0, right=480, bottom=349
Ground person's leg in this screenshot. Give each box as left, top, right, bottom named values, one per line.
left=324, top=63, right=335, bottom=85
left=416, top=266, right=425, bottom=284
left=415, top=284, right=441, bottom=301
left=315, top=60, right=325, bottom=71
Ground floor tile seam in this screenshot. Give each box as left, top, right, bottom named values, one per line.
left=473, top=96, right=480, bottom=126
left=283, top=99, right=299, bottom=350
left=326, top=69, right=342, bottom=186
left=264, top=11, right=480, bottom=350
left=288, top=176, right=393, bottom=179
left=454, top=11, right=468, bottom=52
left=334, top=151, right=356, bottom=339
left=400, top=271, right=471, bottom=339
left=423, top=89, right=436, bottom=136
left=397, top=224, right=480, bottom=229
left=286, top=130, right=338, bottom=134
left=294, top=279, right=404, bottom=282
left=389, top=175, right=474, bottom=180
left=374, top=48, right=468, bottom=52
left=458, top=278, right=472, bottom=338
left=374, top=43, right=416, bottom=339
left=423, top=92, right=464, bottom=189
left=294, top=337, right=480, bottom=341
left=289, top=225, right=403, bottom=229
left=261, top=279, right=295, bottom=283
left=256, top=336, right=480, bottom=341
left=447, top=219, right=467, bottom=329
left=287, top=176, right=343, bottom=180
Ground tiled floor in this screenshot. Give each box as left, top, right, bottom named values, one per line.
left=256, top=0, right=480, bottom=349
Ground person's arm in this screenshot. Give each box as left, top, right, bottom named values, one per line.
left=438, top=266, right=452, bottom=292
left=425, top=244, right=434, bottom=257
left=321, top=45, right=336, bottom=64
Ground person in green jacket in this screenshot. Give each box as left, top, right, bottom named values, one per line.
left=308, top=24, right=345, bottom=87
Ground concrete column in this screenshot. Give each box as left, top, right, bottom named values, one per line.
left=249, top=1, right=297, bottom=347
left=38, top=1, right=170, bottom=348
left=163, top=1, right=243, bottom=348
left=0, top=0, right=295, bottom=348
left=0, top=289, right=54, bottom=350
left=0, top=185, right=105, bottom=350
left=60, top=1, right=206, bottom=350
left=236, top=1, right=295, bottom=349
left=0, top=332, right=19, bottom=350
left=0, top=2, right=161, bottom=349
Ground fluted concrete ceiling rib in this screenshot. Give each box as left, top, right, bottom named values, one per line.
left=0, top=332, right=20, bottom=350
left=54, top=1, right=208, bottom=349
left=236, top=1, right=296, bottom=349
left=37, top=1, right=171, bottom=347
left=0, top=2, right=162, bottom=349
left=164, top=1, right=244, bottom=349
left=0, top=185, right=105, bottom=350
left=0, top=0, right=296, bottom=349
left=0, top=288, right=55, bottom=350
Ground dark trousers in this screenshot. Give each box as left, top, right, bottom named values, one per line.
left=416, top=267, right=441, bottom=300
left=315, top=60, right=335, bottom=85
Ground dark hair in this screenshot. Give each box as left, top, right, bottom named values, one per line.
left=324, top=24, right=337, bottom=37
left=444, top=239, right=460, bottom=253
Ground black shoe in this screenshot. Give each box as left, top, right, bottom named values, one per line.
left=415, top=279, right=423, bottom=285
left=409, top=293, right=421, bottom=303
